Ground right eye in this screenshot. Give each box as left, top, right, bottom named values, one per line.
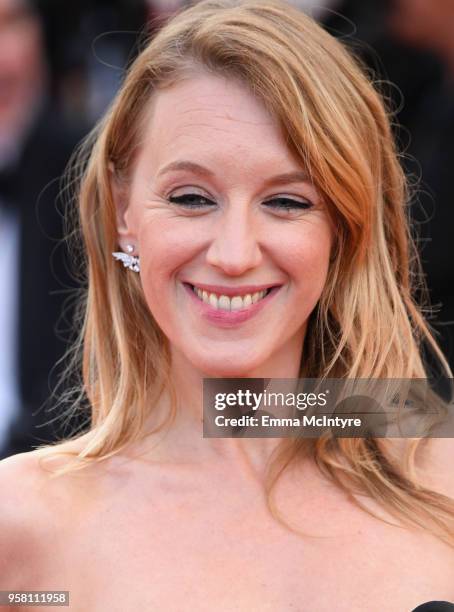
left=168, top=193, right=216, bottom=208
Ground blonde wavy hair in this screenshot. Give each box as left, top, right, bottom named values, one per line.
left=40, top=0, right=454, bottom=546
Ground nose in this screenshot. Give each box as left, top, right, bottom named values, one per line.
left=205, top=202, right=263, bottom=275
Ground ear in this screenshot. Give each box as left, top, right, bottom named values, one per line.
left=109, top=162, right=137, bottom=247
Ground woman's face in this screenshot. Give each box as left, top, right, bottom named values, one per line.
left=118, top=71, right=333, bottom=376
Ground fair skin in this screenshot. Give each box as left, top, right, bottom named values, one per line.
left=0, top=72, right=453, bottom=612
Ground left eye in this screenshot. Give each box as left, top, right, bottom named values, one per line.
left=263, top=197, right=312, bottom=210
left=168, top=194, right=215, bottom=208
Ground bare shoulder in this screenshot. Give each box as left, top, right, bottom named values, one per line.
left=0, top=450, right=54, bottom=589
left=0, top=435, right=98, bottom=590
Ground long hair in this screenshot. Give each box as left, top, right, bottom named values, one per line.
left=40, top=0, right=454, bottom=546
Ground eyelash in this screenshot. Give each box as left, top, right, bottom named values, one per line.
left=167, top=193, right=313, bottom=211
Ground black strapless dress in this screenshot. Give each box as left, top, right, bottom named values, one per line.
left=411, top=603, right=454, bottom=611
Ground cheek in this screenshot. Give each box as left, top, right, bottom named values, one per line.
left=274, top=223, right=332, bottom=295
left=137, top=218, right=197, bottom=295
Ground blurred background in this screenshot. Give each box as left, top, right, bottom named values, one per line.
left=0, top=0, right=452, bottom=458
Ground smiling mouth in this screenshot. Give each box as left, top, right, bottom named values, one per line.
left=186, top=283, right=276, bottom=311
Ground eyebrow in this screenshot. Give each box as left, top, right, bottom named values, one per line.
left=156, top=160, right=310, bottom=186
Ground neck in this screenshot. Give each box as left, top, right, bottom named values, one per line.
left=138, top=329, right=305, bottom=475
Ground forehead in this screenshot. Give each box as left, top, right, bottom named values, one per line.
left=140, top=72, right=298, bottom=173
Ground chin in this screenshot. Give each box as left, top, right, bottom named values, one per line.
left=202, top=366, right=257, bottom=378
left=193, top=351, right=266, bottom=378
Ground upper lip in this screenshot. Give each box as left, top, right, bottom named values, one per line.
left=184, top=281, right=282, bottom=297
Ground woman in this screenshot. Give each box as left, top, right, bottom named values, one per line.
left=0, top=0, right=453, bottom=609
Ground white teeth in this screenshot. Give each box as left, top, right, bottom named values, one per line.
left=218, top=295, right=230, bottom=310
left=191, top=285, right=270, bottom=310
left=230, top=296, right=243, bottom=311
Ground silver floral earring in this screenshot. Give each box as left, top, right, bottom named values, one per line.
left=112, top=244, right=140, bottom=273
